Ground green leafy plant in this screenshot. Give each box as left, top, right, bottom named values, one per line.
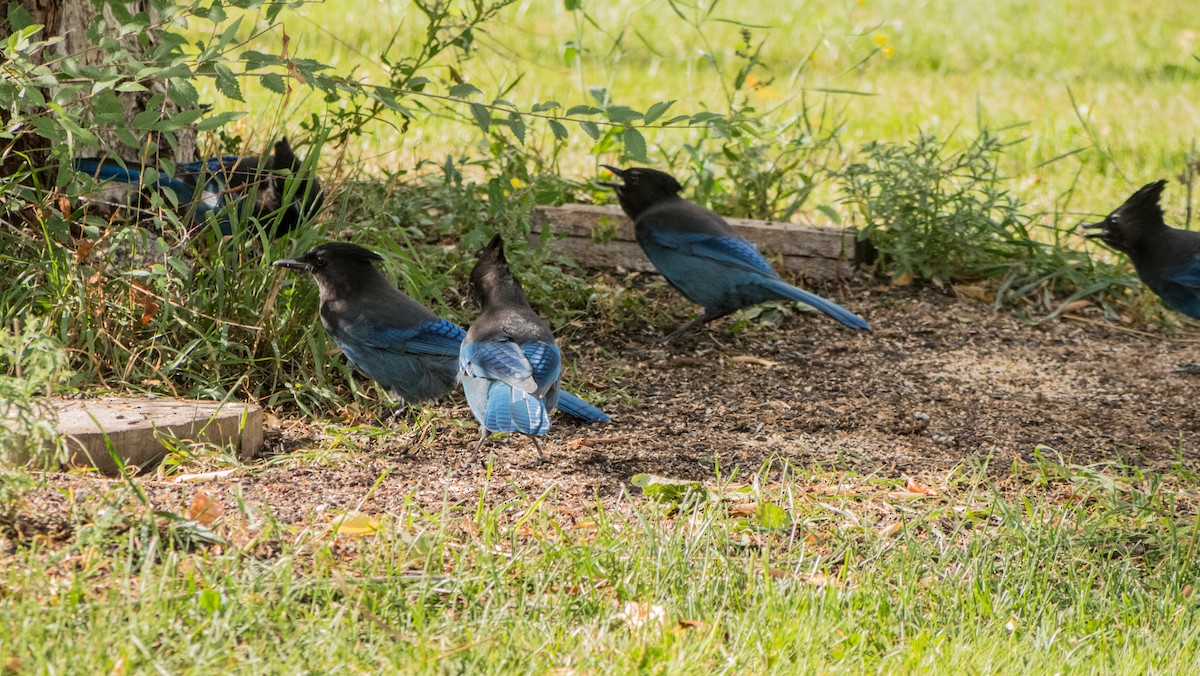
left=838, top=127, right=1139, bottom=316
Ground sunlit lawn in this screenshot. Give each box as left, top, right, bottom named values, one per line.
left=208, top=0, right=1200, bottom=221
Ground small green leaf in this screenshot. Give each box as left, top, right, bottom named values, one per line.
left=508, top=111, right=526, bottom=144
left=196, top=110, right=246, bottom=132
left=198, top=589, right=223, bottom=613
left=449, top=83, right=483, bottom=98
left=622, top=127, right=648, bottom=162
left=566, top=104, right=603, bottom=117
left=689, top=112, right=724, bottom=124
left=605, top=105, right=643, bottom=124
left=579, top=120, right=600, bottom=140
left=259, top=73, right=287, bottom=94
left=816, top=204, right=842, bottom=225
left=644, top=100, right=676, bottom=124
left=752, top=503, right=790, bottom=530
left=631, top=474, right=709, bottom=505
left=548, top=119, right=569, bottom=140
left=470, top=102, right=491, bottom=132
left=213, top=63, right=243, bottom=102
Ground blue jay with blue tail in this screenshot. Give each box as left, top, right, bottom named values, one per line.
left=1083, top=180, right=1200, bottom=321
left=600, top=165, right=870, bottom=343
left=273, top=242, right=608, bottom=425
left=74, top=138, right=322, bottom=237
left=458, top=234, right=563, bottom=461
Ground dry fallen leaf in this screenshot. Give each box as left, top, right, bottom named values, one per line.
left=74, top=239, right=94, bottom=263
left=187, top=491, right=223, bottom=526
left=798, top=573, right=844, bottom=589
left=905, top=478, right=937, bottom=496
left=728, top=502, right=758, bottom=516
left=891, top=271, right=914, bottom=287
left=1060, top=299, right=1091, bottom=315
left=616, top=601, right=665, bottom=629
left=130, top=285, right=159, bottom=325
left=173, top=469, right=237, bottom=484
left=333, top=512, right=379, bottom=537
left=1183, top=585, right=1194, bottom=598
left=729, top=355, right=780, bottom=367
left=877, top=522, right=902, bottom=538
left=953, top=284, right=993, bottom=303
left=678, top=619, right=710, bottom=630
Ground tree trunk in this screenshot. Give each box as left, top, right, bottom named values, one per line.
left=5, top=0, right=197, bottom=165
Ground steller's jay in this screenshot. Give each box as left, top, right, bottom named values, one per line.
left=273, top=242, right=609, bottom=424
left=600, top=165, right=870, bottom=342
left=75, top=138, right=323, bottom=237
left=458, top=234, right=561, bottom=461
left=1083, top=180, right=1200, bottom=321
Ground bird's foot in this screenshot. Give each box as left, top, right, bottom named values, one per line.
left=381, top=404, right=412, bottom=426
left=1174, top=363, right=1200, bottom=375
left=528, top=437, right=550, bottom=467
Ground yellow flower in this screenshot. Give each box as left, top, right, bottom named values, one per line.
left=510, top=177, right=526, bottom=189
left=872, top=33, right=888, bottom=47
left=883, top=46, right=895, bottom=59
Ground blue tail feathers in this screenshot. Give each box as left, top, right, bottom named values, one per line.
left=764, top=279, right=871, bottom=331
left=556, top=390, right=611, bottom=423
left=483, top=382, right=552, bottom=435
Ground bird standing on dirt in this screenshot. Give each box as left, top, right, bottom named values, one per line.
left=273, top=242, right=608, bottom=423
left=458, top=235, right=562, bottom=461
left=75, top=138, right=323, bottom=237
left=1083, top=180, right=1200, bottom=321
left=600, top=165, right=870, bottom=342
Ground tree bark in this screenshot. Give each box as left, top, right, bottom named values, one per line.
left=5, top=0, right=197, bottom=165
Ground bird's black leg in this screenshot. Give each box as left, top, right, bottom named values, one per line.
left=664, top=308, right=736, bottom=344
left=383, top=402, right=411, bottom=425
left=473, top=427, right=491, bottom=468
left=528, top=436, right=549, bottom=465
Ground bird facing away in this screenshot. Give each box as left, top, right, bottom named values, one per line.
left=273, top=242, right=609, bottom=423
left=458, top=235, right=562, bottom=461
left=75, top=137, right=323, bottom=237
left=1083, top=180, right=1200, bottom=320
left=600, top=165, right=870, bottom=342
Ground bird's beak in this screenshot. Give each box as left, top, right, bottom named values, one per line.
left=272, top=257, right=310, bottom=271
left=1079, top=220, right=1107, bottom=239
left=598, top=164, right=624, bottom=189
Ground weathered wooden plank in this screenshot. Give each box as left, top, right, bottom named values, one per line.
left=529, top=204, right=862, bottom=281
left=3, top=397, right=263, bottom=475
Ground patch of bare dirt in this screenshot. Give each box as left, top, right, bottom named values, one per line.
left=10, top=284, right=1200, bottom=534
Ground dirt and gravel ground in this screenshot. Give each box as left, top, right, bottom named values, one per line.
left=6, top=283, right=1200, bottom=539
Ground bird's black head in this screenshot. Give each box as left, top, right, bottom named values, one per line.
left=273, top=241, right=382, bottom=276
left=262, top=137, right=325, bottom=237
left=600, top=165, right=684, bottom=219
left=1082, top=180, right=1169, bottom=255
left=469, top=234, right=526, bottom=308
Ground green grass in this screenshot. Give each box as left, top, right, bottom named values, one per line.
left=219, top=0, right=1199, bottom=220
left=2, top=458, right=1199, bottom=672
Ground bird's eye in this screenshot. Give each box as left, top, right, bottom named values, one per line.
left=313, top=255, right=325, bottom=268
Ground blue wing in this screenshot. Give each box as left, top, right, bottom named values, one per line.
left=459, top=339, right=555, bottom=435
left=334, top=317, right=464, bottom=404
left=73, top=157, right=198, bottom=203
left=643, top=230, right=779, bottom=278
left=1151, top=257, right=1200, bottom=320
left=459, top=340, right=538, bottom=392
left=352, top=317, right=464, bottom=357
